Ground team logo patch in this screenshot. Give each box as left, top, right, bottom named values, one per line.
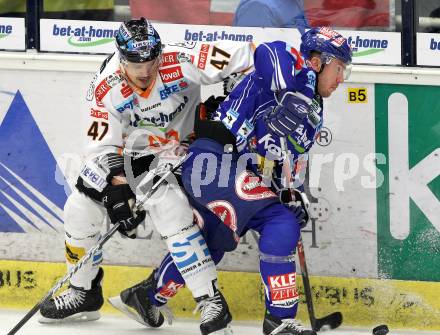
left=198, top=44, right=210, bottom=69
left=268, top=272, right=300, bottom=308
left=90, top=108, right=108, bottom=120
left=159, top=81, right=188, bottom=100
left=156, top=280, right=184, bottom=300
left=161, top=52, right=179, bottom=67
left=95, top=79, right=111, bottom=103
left=177, top=52, right=194, bottom=63
left=235, top=171, right=276, bottom=201
left=306, top=70, right=317, bottom=90
left=132, top=40, right=154, bottom=49
left=318, top=27, right=346, bottom=47
left=120, top=82, right=133, bottom=98
left=106, top=72, right=124, bottom=87
left=159, top=66, right=184, bottom=84
left=223, top=108, right=238, bottom=129
left=237, top=119, right=254, bottom=140
left=115, top=98, right=134, bottom=113
left=207, top=200, right=237, bottom=232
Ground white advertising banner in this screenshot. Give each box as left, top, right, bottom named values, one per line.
left=40, top=19, right=120, bottom=54
left=154, top=23, right=301, bottom=46
left=417, top=33, right=440, bottom=67
left=39, top=19, right=401, bottom=65
left=156, top=24, right=401, bottom=66
left=343, top=30, right=401, bottom=65
left=0, top=17, right=25, bottom=51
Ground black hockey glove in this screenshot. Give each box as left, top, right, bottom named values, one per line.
left=223, top=72, right=246, bottom=95
left=279, top=188, right=310, bottom=229
left=102, top=184, right=146, bottom=239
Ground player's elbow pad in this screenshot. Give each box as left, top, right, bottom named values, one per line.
left=78, top=153, right=124, bottom=193
left=264, top=94, right=310, bottom=137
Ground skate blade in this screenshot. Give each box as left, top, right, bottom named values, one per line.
left=38, top=311, right=100, bottom=323
left=107, top=295, right=149, bottom=327
left=209, top=323, right=234, bottom=335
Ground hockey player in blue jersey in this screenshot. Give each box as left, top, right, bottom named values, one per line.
left=109, top=27, right=352, bottom=335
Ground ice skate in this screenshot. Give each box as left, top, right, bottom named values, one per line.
left=263, top=310, right=316, bottom=335
left=108, top=270, right=173, bottom=327
left=194, top=288, right=233, bottom=335
left=39, top=267, right=104, bottom=323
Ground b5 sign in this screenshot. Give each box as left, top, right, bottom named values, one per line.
left=348, top=88, right=368, bottom=103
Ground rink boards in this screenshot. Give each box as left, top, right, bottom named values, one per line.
left=0, top=51, right=439, bottom=331
left=1, top=259, right=439, bottom=330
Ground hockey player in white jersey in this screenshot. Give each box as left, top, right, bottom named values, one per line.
left=39, top=18, right=254, bottom=335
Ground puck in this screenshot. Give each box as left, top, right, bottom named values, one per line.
left=372, top=324, right=389, bottom=335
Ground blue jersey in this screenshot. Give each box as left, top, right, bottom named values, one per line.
left=214, top=41, right=323, bottom=186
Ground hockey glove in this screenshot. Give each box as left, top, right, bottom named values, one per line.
left=223, top=72, right=246, bottom=95
left=264, top=92, right=310, bottom=137
left=103, top=184, right=146, bottom=239
left=279, top=188, right=310, bottom=229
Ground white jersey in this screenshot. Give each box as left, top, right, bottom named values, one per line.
left=83, top=41, right=255, bottom=162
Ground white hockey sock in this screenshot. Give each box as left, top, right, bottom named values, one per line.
left=165, top=224, right=217, bottom=298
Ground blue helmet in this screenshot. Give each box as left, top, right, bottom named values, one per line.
left=300, top=27, right=352, bottom=65
left=115, top=18, right=162, bottom=63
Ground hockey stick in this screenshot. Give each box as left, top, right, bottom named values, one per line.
left=297, top=238, right=342, bottom=331
left=134, top=153, right=191, bottom=210
left=6, top=223, right=120, bottom=335
left=279, top=137, right=342, bottom=332
left=7, top=155, right=188, bottom=335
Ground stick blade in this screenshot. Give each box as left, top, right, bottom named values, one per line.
left=314, top=312, right=343, bottom=331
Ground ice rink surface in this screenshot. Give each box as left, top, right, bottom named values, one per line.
left=2, top=310, right=439, bottom=335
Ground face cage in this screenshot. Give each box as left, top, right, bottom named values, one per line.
left=321, top=53, right=352, bottom=80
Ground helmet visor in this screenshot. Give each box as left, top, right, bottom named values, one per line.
left=321, top=53, right=352, bottom=80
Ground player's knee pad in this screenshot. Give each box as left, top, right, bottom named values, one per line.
left=259, top=206, right=300, bottom=257
left=64, top=188, right=106, bottom=237
left=147, top=183, right=194, bottom=237
left=64, top=189, right=105, bottom=289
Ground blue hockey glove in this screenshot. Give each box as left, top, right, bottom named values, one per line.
left=264, top=92, right=310, bottom=137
